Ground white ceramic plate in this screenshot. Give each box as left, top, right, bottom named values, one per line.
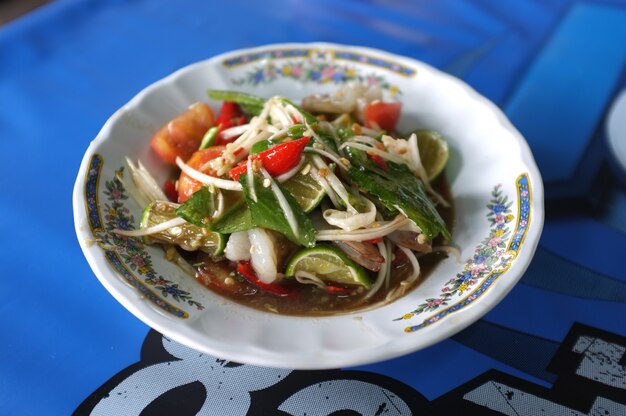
left=73, top=43, right=544, bottom=369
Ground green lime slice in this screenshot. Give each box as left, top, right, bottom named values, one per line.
left=285, top=244, right=371, bottom=288
left=412, top=129, right=449, bottom=181
left=282, top=171, right=326, bottom=213
left=141, top=201, right=226, bottom=256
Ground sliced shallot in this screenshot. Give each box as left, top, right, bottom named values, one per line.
left=334, top=241, right=384, bottom=272
left=387, top=231, right=432, bottom=253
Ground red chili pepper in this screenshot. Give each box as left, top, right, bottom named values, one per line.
left=228, top=164, right=247, bottom=182
left=368, top=153, right=388, bottom=171
left=363, top=237, right=383, bottom=244
left=325, top=285, right=352, bottom=294
left=229, top=136, right=310, bottom=181
left=163, top=180, right=178, bottom=202
left=214, top=102, right=247, bottom=145
left=236, top=261, right=294, bottom=297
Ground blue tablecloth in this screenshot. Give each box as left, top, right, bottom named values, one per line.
left=2, top=0, right=626, bottom=414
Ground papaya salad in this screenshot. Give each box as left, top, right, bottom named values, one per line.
left=115, top=85, right=454, bottom=315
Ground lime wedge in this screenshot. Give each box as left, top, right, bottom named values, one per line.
left=412, top=129, right=449, bottom=181
left=285, top=244, right=371, bottom=288
left=141, top=201, right=226, bottom=256
left=282, top=171, right=326, bottom=213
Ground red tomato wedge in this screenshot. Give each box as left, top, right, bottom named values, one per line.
left=236, top=261, right=294, bottom=297
left=363, top=101, right=401, bottom=133
left=229, top=137, right=310, bottom=181
left=214, top=102, right=246, bottom=145
left=177, top=146, right=225, bottom=203
left=150, top=102, right=215, bottom=165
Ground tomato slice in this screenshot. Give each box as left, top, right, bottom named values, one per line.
left=363, top=101, right=401, bottom=133
left=150, top=102, right=215, bottom=165
left=229, top=137, right=310, bottom=181
left=176, top=146, right=225, bottom=203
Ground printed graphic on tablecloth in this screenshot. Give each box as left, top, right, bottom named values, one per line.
left=75, top=323, right=626, bottom=415
left=74, top=330, right=428, bottom=415
left=435, top=323, right=626, bottom=415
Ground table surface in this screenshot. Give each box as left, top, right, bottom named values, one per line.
left=2, top=0, right=626, bottom=414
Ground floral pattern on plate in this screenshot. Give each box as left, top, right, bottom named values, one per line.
left=223, top=47, right=416, bottom=77
left=397, top=174, right=531, bottom=332
left=85, top=154, right=204, bottom=317
left=229, top=48, right=404, bottom=99
left=232, top=61, right=402, bottom=99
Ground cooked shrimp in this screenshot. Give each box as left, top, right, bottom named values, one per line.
left=248, top=228, right=279, bottom=283
left=224, top=231, right=251, bottom=262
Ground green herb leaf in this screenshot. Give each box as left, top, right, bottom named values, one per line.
left=337, top=126, right=354, bottom=140
left=209, top=201, right=253, bottom=233
left=239, top=172, right=316, bottom=247
left=206, top=90, right=266, bottom=115
left=175, top=186, right=215, bottom=227
left=313, top=126, right=340, bottom=153
left=342, top=145, right=368, bottom=167
left=347, top=160, right=451, bottom=241
left=287, top=124, right=308, bottom=138
left=249, top=140, right=272, bottom=155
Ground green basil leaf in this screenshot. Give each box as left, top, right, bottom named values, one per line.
left=239, top=172, right=316, bottom=247
left=206, top=90, right=265, bottom=115
left=209, top=201, right=254, bottom=234
left=287, top=124, right=308, bottom=138
left=249, top=140, right=272, bottom=155
left=347, top=161, right=451, bottom=241
left=175, top=186, right=215, bottom=227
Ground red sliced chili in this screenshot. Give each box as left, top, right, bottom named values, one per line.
left=368, top=153, right=388, bottom=171
left=214, top=102, right=247, bottom=145
left=325, top=285, right=352, bottom=294
left=163, top=180, right=178, bottom=202
left=236, top=261, right=294, bottom=297
left=229, top=136, right=310, bottom=181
